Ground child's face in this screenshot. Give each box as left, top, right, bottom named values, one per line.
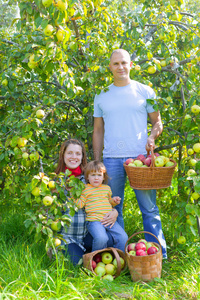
left=64, top=144, right=83, bottom=169
left=88, top=171, right=104, bottom=187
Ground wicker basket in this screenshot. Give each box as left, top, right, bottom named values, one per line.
left=125, top=231, right=162, bottom=282
left=83, top=247, right=126, bottom=278
left=123, top=150, right=177, bottom=190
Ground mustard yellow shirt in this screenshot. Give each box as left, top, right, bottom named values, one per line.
left=74, top=184, right=113, bottom=221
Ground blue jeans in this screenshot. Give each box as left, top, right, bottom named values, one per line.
left=86, top=221, right=128, bottom=252
left=103, top=157, right=167, bottom=259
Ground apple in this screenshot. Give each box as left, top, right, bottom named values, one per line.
left=18, top=138, right=28, bottom=148
left=127, top=243, right=136, bottom=252
left=147, top=246, right=157, bottom=255
left=191, top=192, right=199, bottom=200
left=102, top=274, right=114, bottom=281
left=113, top=257, right=125, bottom=269
left=92, top=260, right=96, bottom=270
left=189, top=159, right=197, bottom=166
left=55, top=0, right=67, bottom=11
left=185, top=114, right=191, bottom=120
left=155, top=156, right=165, bottom=167
left=48, top=181, right=56, bottom=189
left=159, top=155, right=169, bottom=164
left=165, top=161, right=174, bottom=167
left=135, top=242, right=146, bottom=251
left=144, top=157, right=151, bottom=167
left=51, top=220, right=61, bottom=231
left=128, top=162, right=136, bottom=167
left=125, top=158, right=134, bottom=165
left=44, top=24, right=54, bottom=36
left=138, top=239, right=147, bottom=246
left=133, top=160, right=143, bottom=167
left=94, top=254, right=102, bottom=263
left=135, top=65, right=141, bottom=71
left=105, top=263, right=116, bottom=275
left=193, top=143, right=200, bottom=153
left=191, top=104, right=200, bottom=114
left=96, top=262, right=105, bottom=268
left=187, top=169, right=197, bottom=177
left=28, top=61, right=37, bottom=69
left=188, top=148, right=194, bottom=155
left=56, top=30, right=64, bottom=42
left=43, top=195, right=53, bottom=206
left=2, top=79, right=8, bottom=86
left=160, top=60, right=167, bottom=67
left=146, top=242, right=153, bottom=250
left=31, top=187, right=40, bottom=196
left=42, top=0, right=52, bottom=7
left=129, top=250, right=136, bottom=256
left=177, top=236, right=186, bottom=244
left=54, top=238, right=61, bottom=247
left=102, top=252, right=113, bottom=264
left=36, top=109, right=45, bottom=119
left=22, top=152, right=29, bottom=160
left=136, top=249, right=147, bottom=256
left=147, top=65, right=156, bottom=74
left=94, top=266, right=106, bottom=277
left=136, top=154, right=146, bottom=163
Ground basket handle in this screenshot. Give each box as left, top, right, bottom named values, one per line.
left=109, top=247, right=122, bottom=277
left=125, top=231, right=162, bottom=255
left=147, top=147, right=155, bottom=168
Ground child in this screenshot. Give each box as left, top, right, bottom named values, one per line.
left=73, top=160, right=128, bottom=252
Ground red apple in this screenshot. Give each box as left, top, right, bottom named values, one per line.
left=147, top=246, right=157, bottom=255
left=92, top=260, right=97, bottom=270
left=136, top=154, right=146, bottom=163
left=136, top=249, right=147, bottom=256
left=127, top=243, right=136, bottom=252
left=144, top=157, right=151, bottom=167
left=125, top=158, right=134, bottom=165
left=135, top=242, right=146, bottom=251
left=94, top=254, right=102, bottom=263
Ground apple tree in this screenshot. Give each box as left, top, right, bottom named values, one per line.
left=0, top=0, right=199, bottom=253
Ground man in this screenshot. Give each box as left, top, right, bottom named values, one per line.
left=92, top=49, right=167, bottom=259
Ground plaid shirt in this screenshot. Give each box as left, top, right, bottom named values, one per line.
left=60, top=175, right=87, bottom=251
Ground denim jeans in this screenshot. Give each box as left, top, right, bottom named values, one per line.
left=103, top=157, right=167, bottom=259
left=86, top=221, right=128, bottom=252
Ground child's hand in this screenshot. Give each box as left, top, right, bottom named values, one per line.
left=113, top=196, right=121, bottom=205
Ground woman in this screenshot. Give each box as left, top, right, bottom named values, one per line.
left=55, top=139, right=118, bottom=265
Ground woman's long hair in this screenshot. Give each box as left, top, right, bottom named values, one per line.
left=55, top=139, right=87, bottom=174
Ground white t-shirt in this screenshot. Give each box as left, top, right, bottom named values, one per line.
left=93, top=80, right=156, bottom=158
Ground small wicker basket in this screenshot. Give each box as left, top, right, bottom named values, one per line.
left=123, top=149, right=177, bottom=190
left=125, top=231, right=162, bottom=282
left=83, top=247, right=126, bottom=278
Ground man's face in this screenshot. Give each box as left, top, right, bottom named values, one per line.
left=109, top=50, right=132, bottom=83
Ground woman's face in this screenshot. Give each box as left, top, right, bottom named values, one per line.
left=64, top=144, right=83, bottom=169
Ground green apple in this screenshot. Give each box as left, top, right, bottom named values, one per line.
left=155, top=156, right=165, bottom=167
left=188, top=148, right=194, bottom=155
left=36, top=109, right=45, bottom=119
left=44, top=24, right=54, bottom=36
left=165, top=161, right=174, bottom=167
left=2, top=79, right=8, bottom=86
left=43, top=195, right=53, bottom=206
left=48, top=181, right=56, bottom=189
left=184, top=114, right=191, bottom=120
left=191, top=192, right=199, bottom=200
left=187, top=169, right=197, bottom=177
left=18, top=138, right=28, bottom=147
left=31, top=187, right=40, bottom=196
left=28, top=61, right=37, bottom=69
left=135, top=65, right=141, bottom=71
left=189, top=159, right=197, bottom=166
left=30, top=151, right=40, bottom=161
left=113, top=257, right=125, bottom=269
left=160, top=60, right=167, bottom=67
left=147, top=65, right=156, bottom=74
left=105, top=263, right=116, bottom=275
left=56, top=29, right=64, bottom=42
left=96, top=262, right=105, bottom=268
left=51, top=221, right=61, bottom=231
left=191, top=104, right=200, bottom=114
left=177, top=236, right=186, bottom=244
left=54, top=238, right=61, bottom=247
left=22, top=152, right=29, bottom=160
left=102, top=252, right=113, bottom=264
left=193, top=143, right=200, bottom=153
left=133, top=160, right=143, bottom=167
left=102, top=274, right=114, bottom=281
left=94, top=266, right=106, bottom=277
left=55, top=0, right=67, bottom=11
left=42, top=0, right=53, bottom=7
left=129, top=250, right=136, bottom=256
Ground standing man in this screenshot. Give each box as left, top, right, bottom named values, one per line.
left=92, top=49, right=167, bottom=259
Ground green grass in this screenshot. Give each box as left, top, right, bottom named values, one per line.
left=0, top=186, right=200, bottom=300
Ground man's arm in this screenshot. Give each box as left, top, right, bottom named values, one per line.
left=93, top=117, right=104, bottom=161
left=146, top=111, right=163, bottom=151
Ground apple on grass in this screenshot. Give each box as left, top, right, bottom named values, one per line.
left=102, top=252, right=113, bottom=264
left=102, top=274, right=114, bottom=281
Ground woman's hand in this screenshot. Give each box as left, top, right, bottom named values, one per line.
left=101, top=209, right=118, bottom=228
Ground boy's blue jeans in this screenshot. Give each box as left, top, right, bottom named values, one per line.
left=103, top=157, right=167, bottom=259
left=86, top=220, right=128, bottom=252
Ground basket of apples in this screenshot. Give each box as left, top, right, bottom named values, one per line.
left=125, top=231, right=162, bottom=282
left=123, top=148, right=177, bottom=189
left=83, top=247, right=126, bottom=281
